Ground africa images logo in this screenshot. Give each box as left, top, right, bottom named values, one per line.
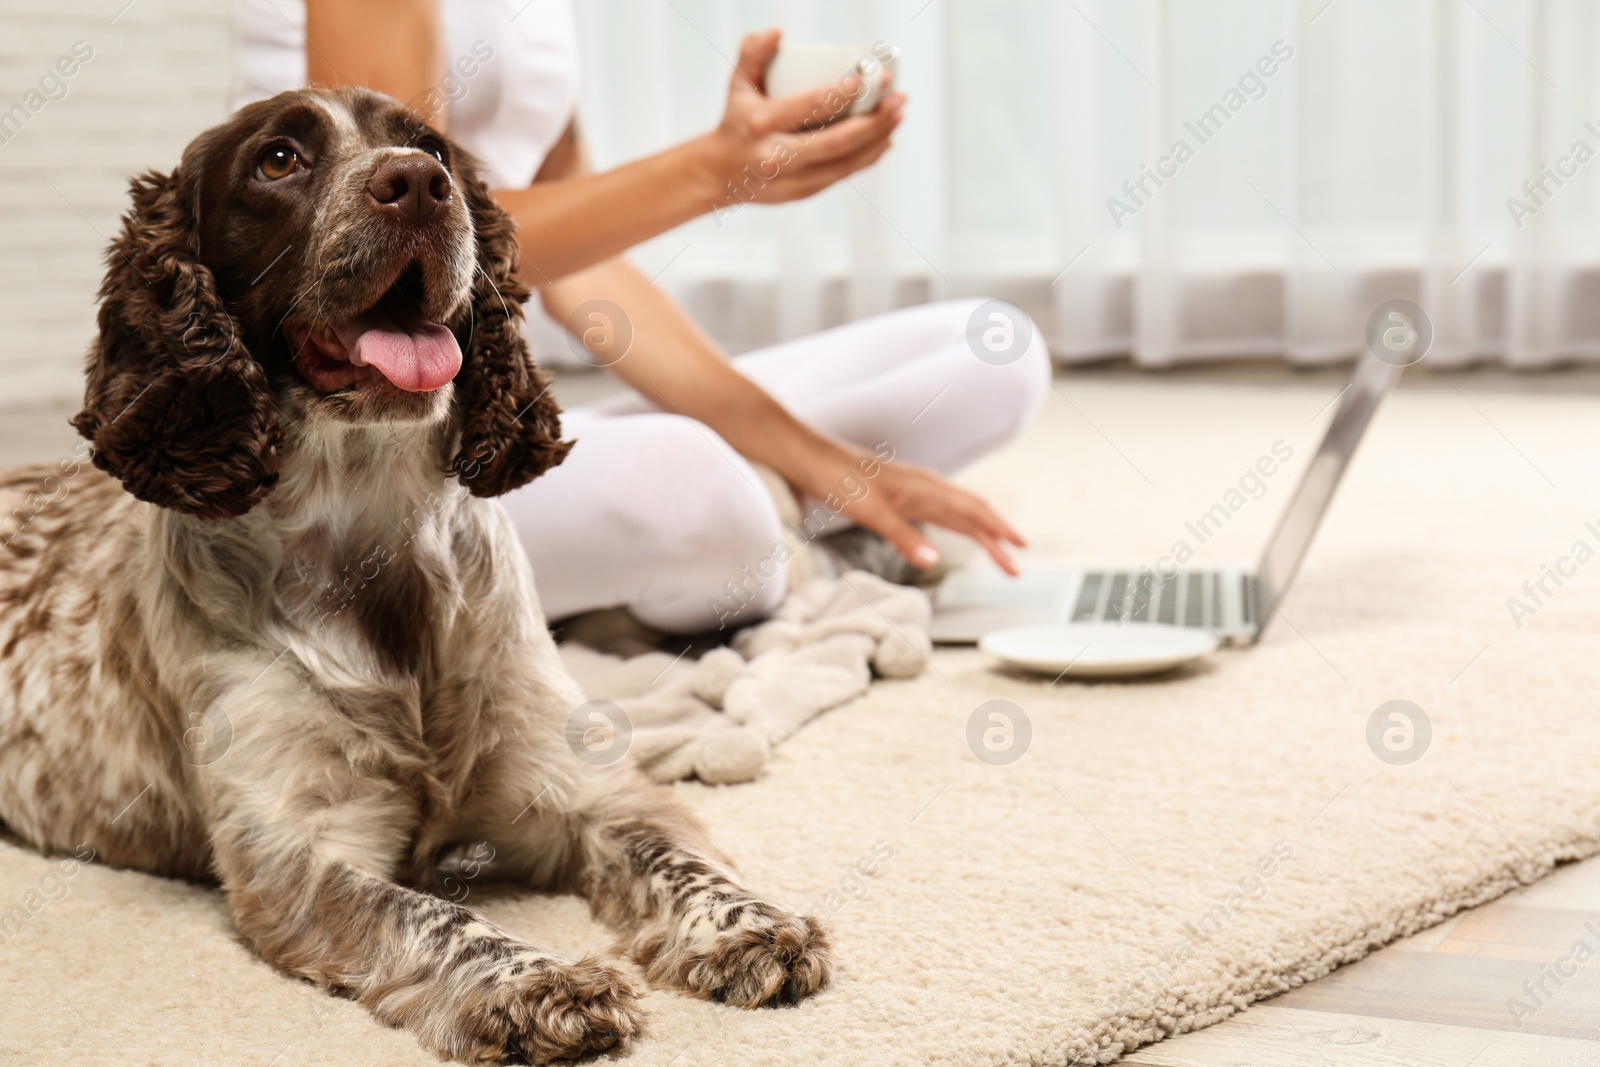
left=1105, top=40, right=1294, bottom=228
left=0, top=41, right=94, bottom=147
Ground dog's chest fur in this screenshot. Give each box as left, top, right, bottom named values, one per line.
left=222, top=418, right=509, bottom=864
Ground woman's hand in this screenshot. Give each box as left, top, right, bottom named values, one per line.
left=541, top=262, right=1025, bottom=577
left=698, top=28, right=906, bottom=205
left=787, top=441, right=1026, bottom=577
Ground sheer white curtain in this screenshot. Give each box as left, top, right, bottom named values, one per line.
left=566, top=0, right=1600, bottom=367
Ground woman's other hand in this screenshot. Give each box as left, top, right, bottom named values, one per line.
left=700, top=28, right=905, bottom=205
left=789, top=442, right=1026, bottom=577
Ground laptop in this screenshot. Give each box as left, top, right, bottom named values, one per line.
left=930, top=347, right=1405, bottom=645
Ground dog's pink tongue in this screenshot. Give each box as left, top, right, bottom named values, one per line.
left=332, top=309, right=461, bottom=392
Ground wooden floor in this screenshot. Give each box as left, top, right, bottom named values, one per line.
left=7, top=376, right=1600, bottom=1065
left=1123, top=855, right=1600, bottom=1066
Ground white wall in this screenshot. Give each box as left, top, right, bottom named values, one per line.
left=0, top=0, right=233, bottom=405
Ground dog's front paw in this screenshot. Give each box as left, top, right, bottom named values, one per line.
left=450, top=955, right=644, bottom=1064
left=635, top=902, right=833, bottom=1008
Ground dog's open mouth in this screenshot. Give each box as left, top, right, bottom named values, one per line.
left=286, top=262, right=462, bottom=394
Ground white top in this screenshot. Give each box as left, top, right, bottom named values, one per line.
left=232, top=0, right=581, bottom=188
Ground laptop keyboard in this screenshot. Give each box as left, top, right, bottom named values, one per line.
left=1072, top=571, right=1249, bottom=630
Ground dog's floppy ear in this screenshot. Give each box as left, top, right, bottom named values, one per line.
left=72, top=162, right=281, bottom=518
left=448, top=151, right=572, bottom=496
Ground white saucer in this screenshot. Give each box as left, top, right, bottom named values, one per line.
left=979, top=623, right=1219, bottom=678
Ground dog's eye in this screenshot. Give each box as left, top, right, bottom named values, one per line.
left=256, top=146, right=302, bottom=181
left=418, top=139, right=448, bottom=165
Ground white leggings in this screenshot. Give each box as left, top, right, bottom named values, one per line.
left=500, top=299, right=1051, bottom=633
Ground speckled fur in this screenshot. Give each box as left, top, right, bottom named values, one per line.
left=0, top=88, right=830, bottom=1064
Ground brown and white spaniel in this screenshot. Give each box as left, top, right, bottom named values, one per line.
left=0, top=88, right=829, bottom=1063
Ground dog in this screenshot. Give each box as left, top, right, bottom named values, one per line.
left=0, top=87, right=830, bottom=1063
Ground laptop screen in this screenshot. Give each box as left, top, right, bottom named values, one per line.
left=1252, top=349, right=1405, bottom=629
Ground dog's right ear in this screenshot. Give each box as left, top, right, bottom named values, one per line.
left=446, top=147, right=572, bottom=497
left=71, top=166, right=282, bottom=519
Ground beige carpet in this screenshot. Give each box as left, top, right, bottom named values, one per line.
left=4, top=368, right=1600, bottom=1066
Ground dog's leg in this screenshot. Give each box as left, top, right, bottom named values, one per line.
left=449, top=514, right=831, bottom=1008
left=480, top=763, right=833, bottom=1008
left=578, top=772, right=835, bottom=1007
left=200, top=674, right=642, bottom=1063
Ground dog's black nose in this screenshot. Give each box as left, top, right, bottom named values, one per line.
left=367, top=155, right=452, bottom=224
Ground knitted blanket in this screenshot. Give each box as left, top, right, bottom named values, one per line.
left=559, top=571, right=931, bottom=784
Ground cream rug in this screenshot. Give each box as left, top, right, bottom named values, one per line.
left=4, top=369, right=1600, bottom=1066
